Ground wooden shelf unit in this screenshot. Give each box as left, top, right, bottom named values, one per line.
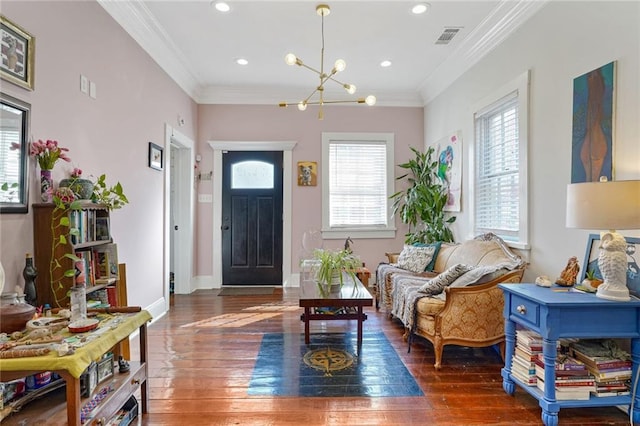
left=32, top=202, right=117, bottom=308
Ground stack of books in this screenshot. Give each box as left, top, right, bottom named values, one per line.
left=534, top=353, right=595, bottom=400
left=569, top=341, right=632, bottom=397
left=510, top=329, right=544, bottom=386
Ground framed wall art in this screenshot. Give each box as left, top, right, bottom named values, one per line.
left=571, top=61, right=615, bottom=183
left=0, top=15, right=35, bottom=91
left=435, top=131, right=462, bottom=212
left=297, top=161, right=317, bottom=186
left=148, top=142, right=163, bottom=171
left=580, top=233, right=640, bottom=296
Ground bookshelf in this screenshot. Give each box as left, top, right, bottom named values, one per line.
left=32, top=202, right=120, bottom=308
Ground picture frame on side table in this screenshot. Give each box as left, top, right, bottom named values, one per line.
left=148, top=142, right=163, bottom=171
left=580, top=233, right=640, bottom=297
left=0, top=15, right=35, bottom=90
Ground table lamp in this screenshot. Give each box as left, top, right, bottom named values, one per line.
left=566, top=179, right=640, bottom=301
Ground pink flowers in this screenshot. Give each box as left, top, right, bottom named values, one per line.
left=29, top=139, right=71, bottom=170
left=71, top=167, right=83, bottom=178
left=53, top=187, right=75, bottom=204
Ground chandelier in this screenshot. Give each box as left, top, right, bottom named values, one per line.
left=278, top=4, right=376, bottom=120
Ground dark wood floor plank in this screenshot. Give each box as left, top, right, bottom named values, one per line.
left=134, top=288, right=631, bottom=425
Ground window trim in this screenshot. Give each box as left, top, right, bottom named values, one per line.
left=321, top=132, right=396, bottom=239
left=470, top=71, right=530, bottom=249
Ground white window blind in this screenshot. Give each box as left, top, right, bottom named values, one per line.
left=475, top=93, right=520, bottom=240
left=329, top=141, right=387, bottom=227
left=321, top=132, right=395, bottom=239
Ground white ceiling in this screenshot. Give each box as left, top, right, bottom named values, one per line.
left=98, top=0, right=548, bottom=106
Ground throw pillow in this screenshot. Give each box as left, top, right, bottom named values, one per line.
left=418, top=263, right=475, bottom=295
left=397, top=244, right=437, bottom=273
left=413, top=241, right=442, bottom=271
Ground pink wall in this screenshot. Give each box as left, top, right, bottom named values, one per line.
left=196, top=104, right=423, bottom=275
left=0, top=2, right=197, bottom=308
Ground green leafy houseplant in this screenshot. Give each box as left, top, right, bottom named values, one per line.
left=313, top=248, right=362, bottom=292
left=49, top=188, right=82, bottom=307
left=91, top=174, right=129, bottom=210
left=390, top=146, right=456, bottom=244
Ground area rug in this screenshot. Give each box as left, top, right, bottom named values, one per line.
left=218, top=287, right=274, bottom=296
left=248, top=332, right=424, bottom=397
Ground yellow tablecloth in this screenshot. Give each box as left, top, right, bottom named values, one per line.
left=0, top=310, right=152, bottom=378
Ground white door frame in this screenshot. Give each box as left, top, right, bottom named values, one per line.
left=208, top=141, right=296, bottom=288
left=165, top=124, right=195, bottom=307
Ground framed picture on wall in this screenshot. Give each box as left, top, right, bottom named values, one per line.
left=0, top=15, right=35, bottom=90
left=148, top=142, right=163, bottom=171
left=297, top=161, right=317, bottom=186
left=571, top=61, right=615, bottom=183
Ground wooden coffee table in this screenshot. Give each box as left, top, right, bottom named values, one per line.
left=299, top=276, right=373, bottom=355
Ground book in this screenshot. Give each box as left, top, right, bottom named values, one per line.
left=534, top=365, right=594, bottom=386
left=96, top=216, right=110, bottom=241
left=93, top=243, right=119, bottom=280
left=534, top=353, right=587, bottom=371
left=569, top=341, right=633, bottom=370
left=536, top=378, right=592, bottom=400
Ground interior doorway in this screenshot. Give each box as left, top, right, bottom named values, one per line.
left=164, top=124, right=195, bottom=309
left=209, top=141, right=296, bottom=288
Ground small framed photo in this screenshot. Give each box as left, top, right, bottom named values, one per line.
left=581, top=233, right=640, bottom=296
left=97, top=354, right=114, bottom=383
left=148, top=142, right=163, bottom=171
left=297, top=161, right=317, bottom=186
left=1, top=15, right=35, bottom=91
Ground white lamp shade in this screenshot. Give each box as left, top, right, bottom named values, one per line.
left=566, top=180, right=640, bottom=230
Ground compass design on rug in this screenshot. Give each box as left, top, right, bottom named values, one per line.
left=303, top=347, right=354, bottom=376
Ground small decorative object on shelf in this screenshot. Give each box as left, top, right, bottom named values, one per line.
left=23, top=252, right=38, bottom=306
left=555, top=256, right=580, bottom=286
left=29, top=139, right=71, bottom=203
left=59, top=168, right=94, bottom=200
left=39, top=169, right=53, bottom=202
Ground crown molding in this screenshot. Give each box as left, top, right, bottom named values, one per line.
left=97, top=0, right=202, bottom=100
left=99, top=0, right=548, bottom=108
left=418, top=0, right=550, bottom=104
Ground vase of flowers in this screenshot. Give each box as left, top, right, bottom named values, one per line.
left=59, top=168, right=94, bottom=200
left=29, top=139, right=71, bottom=202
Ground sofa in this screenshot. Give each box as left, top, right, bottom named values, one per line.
left=375, top=233, right=526, bottom=369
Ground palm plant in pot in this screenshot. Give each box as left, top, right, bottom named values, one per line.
left=390, top=146, right=456, bottom=244
left=312, top=248, right=362, bottom=295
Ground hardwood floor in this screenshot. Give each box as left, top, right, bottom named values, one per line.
left=138, top=287, right=631, bottom=425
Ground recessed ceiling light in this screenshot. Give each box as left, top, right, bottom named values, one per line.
left=236, top=58, right=248, bottom=66
left=380, top=60, right=392, bottom=68
left=411, top=3, right=430, bottom=15
left=213, top=2, right=230, bottom=13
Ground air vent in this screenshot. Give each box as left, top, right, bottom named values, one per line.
left=435, top=27, right=461, bottom=45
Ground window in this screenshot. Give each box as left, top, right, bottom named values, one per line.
left=321, top=132, right=395, bottom=239
left=473, top=71, right=529, bottom=248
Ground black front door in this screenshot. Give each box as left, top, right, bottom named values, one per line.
left=221, top=151, right=283, bottom=285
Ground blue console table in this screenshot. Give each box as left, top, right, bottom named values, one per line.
left=499, top=283, right=640, bottom=426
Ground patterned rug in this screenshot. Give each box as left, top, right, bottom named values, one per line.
left=248, top=332, right=423, bottom=397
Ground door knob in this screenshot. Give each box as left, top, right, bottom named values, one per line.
left=222, top=225, right=230, bottom=230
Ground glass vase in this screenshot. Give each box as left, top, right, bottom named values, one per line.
left=40, top=169, right=53, bottom=202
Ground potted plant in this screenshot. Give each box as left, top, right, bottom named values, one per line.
left=313, top=248, right=362, bottom=294
left=582, top=269, right=603, bottom=290
left=91, top=174, right=129, bottom=210
left=390, top=146, right=456, bottom=244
